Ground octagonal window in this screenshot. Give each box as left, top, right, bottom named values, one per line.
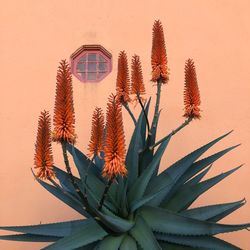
left=70, top=45, right=112, bottom=83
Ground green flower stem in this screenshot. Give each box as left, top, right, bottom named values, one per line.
left=150, top=80, right=162, bottom=140
left=83, top=155, right=95, bottom=197
left=150, top=117, right=193, bottom=150
left=137, top=94, right=150, bottom=134
left=61, top=141, right=86, bottom=203
left=98, top=177, right=114, bottom=211
left=123, top=103, right=137, bottom=125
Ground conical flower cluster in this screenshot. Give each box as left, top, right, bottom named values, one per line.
left=102, top=94, right=127, bottom=179
left=183, top=59, right=201, bottom=119
left=116, top=51, right=130, bottom=104
left=34, top=111, right=54, bottom=180
left=53, top=60, right=76, bottom=144
left=151, top=20, right=169, bottom=84
left=131, top=54, right=146, bottom=99
left=88, top=107, right=105, bottom=158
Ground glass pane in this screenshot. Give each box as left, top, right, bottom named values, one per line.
left=79, top=55, right=87, bottom=62
left=78, top=73, right=86, bottom=81
left=87, top=72, right=97, bottom=80
left=98, top=72, right=106, bottom=79
left=77, top=62, right=85, bottom=72
left=99, top=62, right=107, bottom=72
left=88, top=53, right=96, bottom=61
left=99, top=54, right=106, bottom=62
left=88, top=62, right=97, bottom=71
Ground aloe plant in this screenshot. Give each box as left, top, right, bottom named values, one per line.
left=0, top=20, right=249, bottom=250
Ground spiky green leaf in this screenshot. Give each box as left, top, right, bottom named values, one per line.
left=66, top=144, right=101, bottom=179
left=130, top=215, right=161, bottom=250
left=130, top=184, right=170, bottom=213
left=159, top=241, right=201, bottom=250
left=96, top=235, right=124, bottom=250
left=79, top=176, right=117, bottom=213
left=75, top=242, right=100, bottom=250
left=160, top=145, right=240, bottom=206
left=94, top=153, right=104, bottom=172
left=178, top=144, right=240, bottom=187
left=53, top=166, right=80, bottom=196
left=126, top=100, right=151, bottom=188
left=93, top=209, right=134, bottom=233
left=128, top=138, right=171, bottom=206
left=139, top=110, right=161, bottom=175
left=140, top=206, right=250, bottom=236
left=42, top=221, right=107, bottom=250
left=155, top=234, right=240, bottom=250
left=0, top=219, right=94, bottom=237
left=0, top=234, right=60, bottom=242
left=163, top=131, right=233, bottom=180
left=145, top=132, right=234, bottom=206
left=116, top=176, right=129, bottom=217
left=32, top=171, right=88, bottom=217
left=162, top=165, right=242, bottom=211
left=67, top=145, right=117, bottom=205
left=180, top=199, right=246, bottom=222
left=185, top=165, right=211, bottom=186
left=120, top=235, right=137, bottom=250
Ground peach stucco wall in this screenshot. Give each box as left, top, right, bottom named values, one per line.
left=1, top=0, right=250, bottom=249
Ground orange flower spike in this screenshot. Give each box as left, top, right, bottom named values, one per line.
left=131, top=54, right=146, bottom=97
left=183, top=59, right=201, bottom=119
left=116, top=51, right=131, bottom=104
left=34, top=111, right=54, bottom=180
left=102, top=94, right=127, bottom=179
left=88, top=107, right=105, bottom=158
left=53, top=60, right=76, bottom=144
left=151, top=20, right=169, bottom=84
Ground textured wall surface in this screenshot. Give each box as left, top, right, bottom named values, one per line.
left=0, top=0, right=250, bottom=249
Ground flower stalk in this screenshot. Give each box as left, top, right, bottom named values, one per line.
left=61, top=141, right=86, bottom=203
left=150, top=80, right=162, bottom=139
left=83, top=155, right=95, bottom=196
left=137, top=93, right=150, bottom=133
left=150, top=117, right=193, bottom=150
left=123, top=103, right=137, bottom=125
left=98, top=178, right=114, bottom=211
